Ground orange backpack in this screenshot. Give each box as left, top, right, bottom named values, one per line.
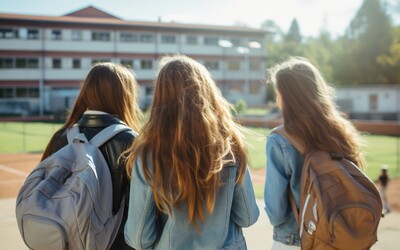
left=272, top=126, right=383, bottom=249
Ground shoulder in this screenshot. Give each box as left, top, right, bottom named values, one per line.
left=267, top=130, right=302, bottom=160
left=267, top=131, right=292, bottom=149
left=112, top=128, right=138, bottom=145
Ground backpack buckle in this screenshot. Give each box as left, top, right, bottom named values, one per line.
left=307, top=220, right=316, bottom=234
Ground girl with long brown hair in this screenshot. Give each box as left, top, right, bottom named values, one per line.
left=124, top=55, right=259, bottom=250
left=264, top=57, right=365, bottom=249
left=42, top=62, right=142, bottom=249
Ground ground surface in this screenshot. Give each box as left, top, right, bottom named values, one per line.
left=1, top=153, right=399, bottom=212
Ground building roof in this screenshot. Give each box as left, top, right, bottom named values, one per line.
left=63, top=5, right=121, bottom=19
left=0, top=6, right=267, bottom=35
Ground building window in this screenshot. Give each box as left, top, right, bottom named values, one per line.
left=0, top=58, right=13, bottom=68
left=16, top=87, right=28, bottom=98
left=14, top=87, right=39, bottom=98
left=121, top=59, right=134, bottom=68
left=161, top=34, right=176, bottom=44
left=0, top=28, right=18, bottom=39
left=120, top=32, right=138, bottom=42
left=28, top=87, right=39, bottom=97
left=140, top=60, right=153, bottom=69
left=27, top=29, right=39, bottom=39
left=249, top=83, right=261, bottom=94
left=230, top=38, right=241, bottom=46
left=92, top=58, right=111, bottom=65
left=51, top=30, right=62, bottom=40
left=52, top=58, right=62, bottom=69
left=0, top=88, right=13, bottom=98
left=204, top=61, right=219, bottom=70
left=186, top=36, right=198, bottom=44
left=27, top=58, right=39, bottom=68
left=92, top=31, right=111, bottom=41
left=250, top=62, right=260, bottom=71
left=204, top=36, right=219, bottom=45
left=229, top=82, right=243, bottom=92
left=140, top=34, right=154, bottom=43
left=145, top=86, right=154, bottom=95
left=71, top=30, right=82, bottom=41
left=228, top=62, right=240, bottom=71
left=72, top=59, right=81, bottom=69
left=16, top=58, right=27, bottom=68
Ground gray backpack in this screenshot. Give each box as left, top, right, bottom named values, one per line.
left=16, top=124, right=130, bottom=250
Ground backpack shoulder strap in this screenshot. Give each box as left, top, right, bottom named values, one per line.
left=89, top=124, right=132, bottom=147
left=67, top=124, right=89, bottom=144
left=270, top=125, right=305, bottom=155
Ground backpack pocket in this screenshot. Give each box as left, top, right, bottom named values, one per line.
left=22, top=214, right=68, bottom=250
left=329, top=204, right=378, bottom=249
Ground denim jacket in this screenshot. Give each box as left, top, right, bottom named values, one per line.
left=264, top=132, right=304, bottom=246
left=124, top=157, right=259, bottom=250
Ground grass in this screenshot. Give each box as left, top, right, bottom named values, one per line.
left=241, top=107, right=271, bottom=116
left=0, top=122, right=62, bottom=153
left=1, top=122, right=399, bottom=198
left=244, top=127, right=400, bottom=179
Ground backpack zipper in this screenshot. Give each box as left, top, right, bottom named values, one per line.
left=300, top=193, right=311, bottom=238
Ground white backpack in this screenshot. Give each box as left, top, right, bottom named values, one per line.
left=16, top=124, right=130, bottom=250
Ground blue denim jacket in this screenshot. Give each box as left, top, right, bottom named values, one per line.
left=264, top=132, right=304, bottom=246
left=124, top=157, right=259, bottom=250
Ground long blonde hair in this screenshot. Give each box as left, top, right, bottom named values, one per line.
left=269, top=57, right=365, bottom=169
left=125, top=55, right=248, bottom=229
left=42, top=62, right=142, bottom=160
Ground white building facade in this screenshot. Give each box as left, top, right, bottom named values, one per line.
left=336, top=85, right=400, bottom=121
left=0, top=6, right=267, bottom=116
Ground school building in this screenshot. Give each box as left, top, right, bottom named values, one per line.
left=0, top=6, right=268, bottom=116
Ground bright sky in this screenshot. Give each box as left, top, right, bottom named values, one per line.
left=0, top=0, right=398, bottom=38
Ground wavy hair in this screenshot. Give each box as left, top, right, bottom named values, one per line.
left=269, top=57, right=365, bottom=169
left=42, top=62, right=142, bottom=160
left=125, top=55, right=248, bottom=229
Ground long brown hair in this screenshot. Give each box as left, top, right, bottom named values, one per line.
left=269, top=57, right=366, bottom=169
left=125, top=55, right=248, bottom=229
left=42, top=62, right=142, bottom=160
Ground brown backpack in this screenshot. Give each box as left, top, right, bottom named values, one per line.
left=272, top=126, right=383, bottom=250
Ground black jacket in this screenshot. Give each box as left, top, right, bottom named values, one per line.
left=48, top=114, right=136, bottom=250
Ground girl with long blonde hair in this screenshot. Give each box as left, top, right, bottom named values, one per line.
left=264, top=57, right=365, bottom=249
left=124, top=55, right=259, bottom=250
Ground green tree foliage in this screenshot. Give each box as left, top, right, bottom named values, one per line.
left=265, top=18, right=305, bottom=68
left=262, top=0, right=398, bottom=87
left=333, top=0, right=393, bottom=84
left=285, top=18, right=302, bottom=43
left=303, top=31, right=335, bottom=83
left=377, top=26, right=400, bottom=84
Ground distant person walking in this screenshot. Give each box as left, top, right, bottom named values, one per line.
left=377, top=165, right=392, bottom=214
left=263, top=57, right=366, bottom=249
left=124, top=55, right=259, bottom=250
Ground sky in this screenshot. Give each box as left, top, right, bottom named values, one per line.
left=0, top=0, right=399, bottom=38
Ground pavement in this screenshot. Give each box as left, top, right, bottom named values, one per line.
left=1, top=198, right=400, bottom=250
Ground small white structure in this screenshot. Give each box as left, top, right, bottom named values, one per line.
left=336, top=85, right=400, bottom=121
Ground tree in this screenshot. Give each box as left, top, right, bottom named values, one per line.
left=377, top=26, right=400, bottom=84
left=303, top=32, right=335, bottom=83
left=333, top=0, right=393, bottom=85
left=264, top=18, right=305, bottom=68
left=285, top=18, right=302, bottom=43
